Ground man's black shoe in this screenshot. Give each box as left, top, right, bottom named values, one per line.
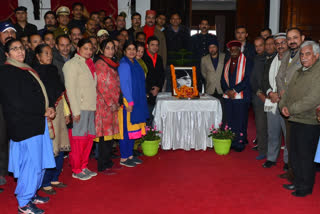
left=283, top=163, right=289, bottom=171
left=0, top=188, right=3, bottom=193
left=262, top=160, right=276, bottom=168
left=251, top=145, right=258, bottom=151
left=253, top=138, right=258, bottom=145
left=291, top=190, right=312, bottom=197
left=283, top=183, right=295, bottom=190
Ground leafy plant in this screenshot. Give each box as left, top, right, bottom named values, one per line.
left=142, top=125, right=162, bottom=141
left=208, top=123, right=236, bottom=140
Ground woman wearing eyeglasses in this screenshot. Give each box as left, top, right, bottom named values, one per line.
left=0, top=39, right=56, bottom=214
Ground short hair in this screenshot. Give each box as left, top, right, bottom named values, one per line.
left=131, top=12, right=141, bottom=20
left=254, top=36, right=265, bottom=43
left=235, top=25, right=247, bottom=32
left=260, top=27, right=272, bottom=35
left=123, top=40, right=137, bottom=52
left=156, top=12, right=166, bottom=19
left=86, top=19, right=96, bottom=24
left=117, top=14, right=125, bottom=20
left=35, top=43, right=50, bottom=55
left=147, top=36, right=159, bottom=45
left=200, top=17, right=209, bottom=23
left=90, top=12, right=99, bottom=17
left=136, top=41, right=145, bottom=49
left=287, top=27, right=303, bottom=36
left=136, top=32, right=146, bottom=40
left=19, top=33, right=28, bottom=39
left=28, top=34, right=41, bottom=43
left=56, top=34, right=71, bottom=45
left=42, top=31, right=54, bottom=40
left=44, top=11, right=56, bottom=19
left=72, top=2, right=84, bottom=11
left=103, top=16, right=113, bottom=23
left=69, top=26, right=82, bottom=34
left=300, top=41, right=320, bottom=55
left=265, top=36, right=274, bottom=42
left=99, top=10, right=106, bottom=14
left=4, top=39, right=21, bottom=53
left=119, top=29, right=128, bottom=34
left=77, top=38, right=92, bottom=48
left=170, top=12, right=181, bottom=19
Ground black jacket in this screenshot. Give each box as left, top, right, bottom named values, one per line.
left=165, top=25, right=190, bottom=52
left=261, top=53, right=277, bottom=95
left=0, top=64, right=46, bottom=141
left=14, top=23, right=38, bottom=39
left=250, top=53, right=266, bottom=106
left=0, top=44, right=6, bottom=66
left=142, top=53, right=165, bottom=105
left=33, top=64, right=65, bottom=107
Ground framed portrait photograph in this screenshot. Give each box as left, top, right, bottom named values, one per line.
left=170, top=65, right=199, bottom=98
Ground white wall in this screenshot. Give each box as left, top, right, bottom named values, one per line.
left=19, top=0, right=151, bottom=30
left=118, top=0, right=150, bottom=29
left=269, top=0, right=280, bottom=34
left=18, top=0, right=51, bottom=29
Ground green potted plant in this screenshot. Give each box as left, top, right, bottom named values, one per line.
left=208, top=123, right=236, bottom=155
left=141, top=126, right=161, bottom=156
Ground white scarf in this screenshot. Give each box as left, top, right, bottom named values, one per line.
left=268, top=54, right=282, bottom=93
left=264, top=54, right=282, bottom=114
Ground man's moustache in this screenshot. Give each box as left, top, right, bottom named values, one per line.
left=5, top=36, right=13, bottom=41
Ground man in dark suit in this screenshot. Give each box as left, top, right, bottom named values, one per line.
left=226, top=25, right=256, bottom=61
left=142, top=36, right=165, bottom=125
left=221, top=40, right=253, bottom=152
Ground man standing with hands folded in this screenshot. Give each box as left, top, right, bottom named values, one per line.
left=280, top=41, right=320, bottom=197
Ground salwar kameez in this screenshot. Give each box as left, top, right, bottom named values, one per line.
left=9, top=120, right=55, bottom=207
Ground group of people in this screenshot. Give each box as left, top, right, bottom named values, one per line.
left=0, top=1, right=319, bottom=214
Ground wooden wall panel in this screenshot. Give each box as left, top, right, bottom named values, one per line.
left=151, top=0, right=192, bottom=27
left=281, top=0, right=320, bottom=40
left=236, top=0, right=268, bottom=42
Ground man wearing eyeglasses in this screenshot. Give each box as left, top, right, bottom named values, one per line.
left=0, top=21, right=16, bottom=193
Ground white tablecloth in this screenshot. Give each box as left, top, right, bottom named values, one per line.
left=153, top=92, right=222, bottom=151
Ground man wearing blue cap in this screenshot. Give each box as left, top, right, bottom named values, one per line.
left=0, top=22, right=16, bottom=65
left=200, top=39, right=225, bottom=99
left=13, top=6, right=38, bottom=39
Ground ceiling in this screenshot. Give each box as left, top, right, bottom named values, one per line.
left=192, top=0, right=237, bottom=10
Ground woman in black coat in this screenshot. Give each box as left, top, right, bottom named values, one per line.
left=33, top=44, right=71, bottom=195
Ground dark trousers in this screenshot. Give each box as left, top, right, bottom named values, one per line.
left=97, top=137, right=114, bottom=171
left=42, top=151, right=64, bottom=187
left=290, top=122, right=320, bottom=192
left=0, top=105, right=8, bottom=176
left=147, top=103, right=155, bottom=127
left=224, top=99, right=249, bottom=151
left=252, top=102, right=268, bottom=156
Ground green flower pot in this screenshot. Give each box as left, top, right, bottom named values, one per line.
left=212, top=138, right=232, bottom=155
left=141, top=139, right=160, bottom=156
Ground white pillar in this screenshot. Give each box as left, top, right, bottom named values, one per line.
left=118, top=0, right=151, bottom=29
left=269, top=0, right=281, bottom=34
left=18, top=0, right=51, bottom=29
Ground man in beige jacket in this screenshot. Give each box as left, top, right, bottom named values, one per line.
left=279, top=40, right=320, bottom=197
left=201, top=39, right=225, bottom=98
